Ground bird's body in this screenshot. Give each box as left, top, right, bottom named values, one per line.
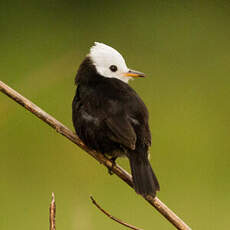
left=72, top=43, right=159, bottom=196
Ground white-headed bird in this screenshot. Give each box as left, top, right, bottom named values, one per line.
left=72, top=42, right=160, bottom=196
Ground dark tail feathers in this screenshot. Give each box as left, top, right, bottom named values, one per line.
left=129, top=155, right=160, bottom=197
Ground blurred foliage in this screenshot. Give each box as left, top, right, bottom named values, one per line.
left=0, top=0, right=230, bottom=229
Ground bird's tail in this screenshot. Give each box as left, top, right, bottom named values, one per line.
left=129, top=153, right=160, bottom=197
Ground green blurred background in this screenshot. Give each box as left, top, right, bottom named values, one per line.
left=1, top=1, right=230, bottom=229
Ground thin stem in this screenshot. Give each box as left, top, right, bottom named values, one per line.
left=90, top=196, right=143, bottom=230
left=49, top=193, right=56, bottom=230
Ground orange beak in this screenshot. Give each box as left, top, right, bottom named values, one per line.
left=123, top=69, right=145, bottom=78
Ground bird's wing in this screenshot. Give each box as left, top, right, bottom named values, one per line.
left=105, top=115, right=136, bottom=150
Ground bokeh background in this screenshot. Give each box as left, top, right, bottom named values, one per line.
left=1, top=1, right=230, bottom=229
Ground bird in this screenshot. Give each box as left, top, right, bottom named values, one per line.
left=72, top=42, right=160, bottom=196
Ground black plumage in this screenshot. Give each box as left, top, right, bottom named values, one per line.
left=72, top=51, right=159, bottom=197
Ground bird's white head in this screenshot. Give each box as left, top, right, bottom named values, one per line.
left=88, top=42, right=145, bottom=83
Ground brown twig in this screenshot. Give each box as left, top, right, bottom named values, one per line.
left=90, top=196, right=143, bottom=230
left=49, top=193, right=56, bottom=230
left=0, top=80, right=192, bottom=230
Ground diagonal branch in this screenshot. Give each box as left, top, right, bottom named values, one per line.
left=90, top=196, right=143, bottom=230
left=0, top=80, right=192, bottom=230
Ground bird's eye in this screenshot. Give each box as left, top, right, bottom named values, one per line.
left=109, top=65, right=118, bottom=72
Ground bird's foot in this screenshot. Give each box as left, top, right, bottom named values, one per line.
left=107, top=156, right=117, bottom=175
